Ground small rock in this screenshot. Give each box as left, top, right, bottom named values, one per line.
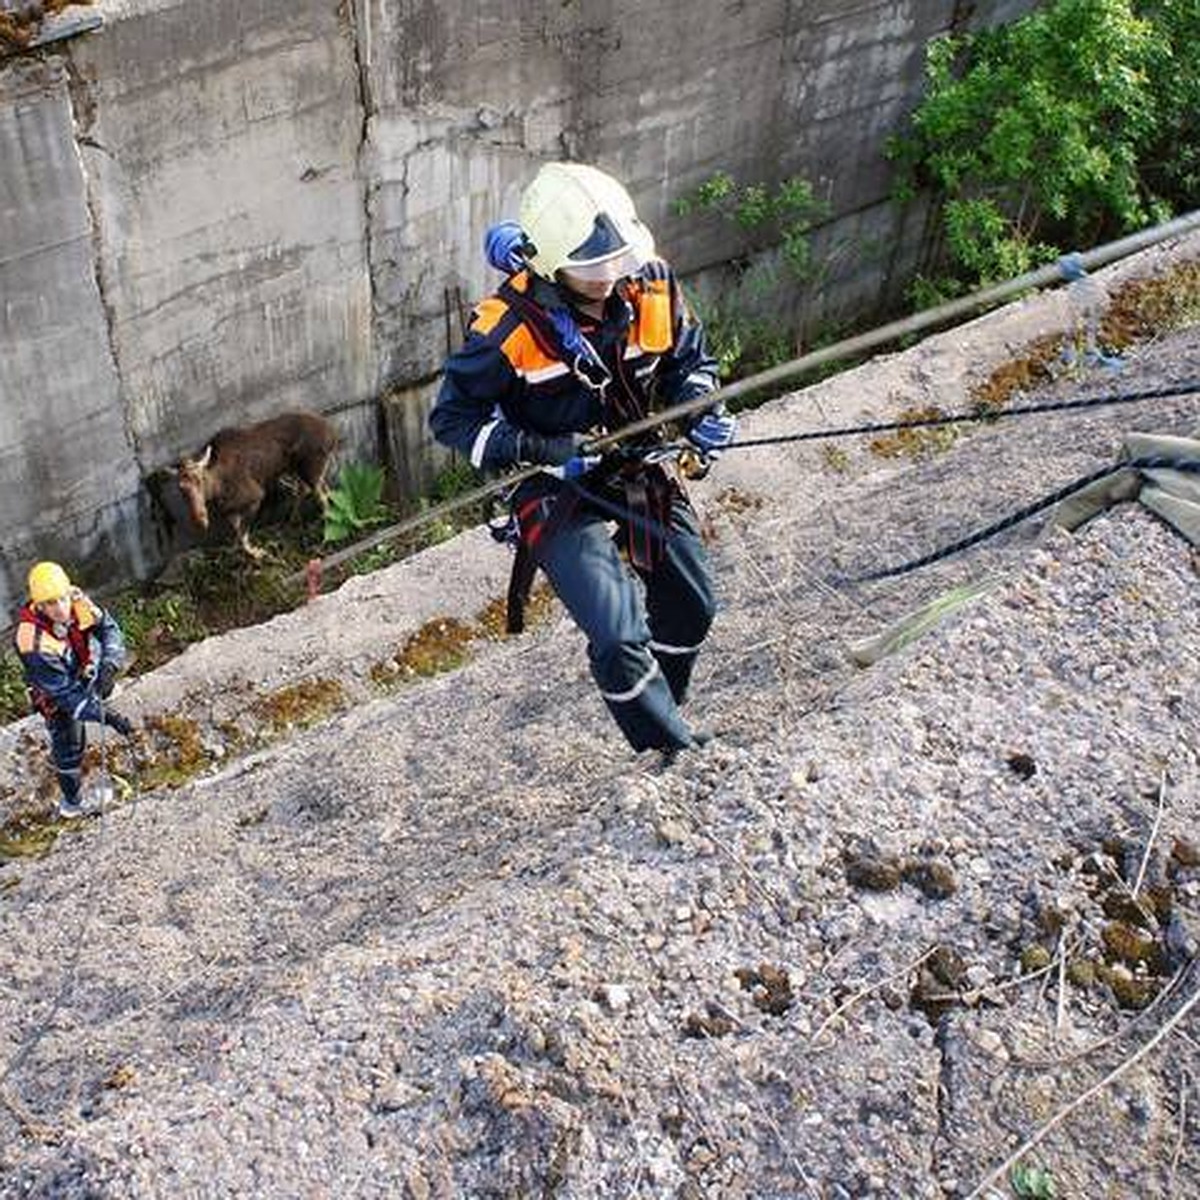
left=965, top=964, right=991, bottom=990
left=1171, top=837, right=1200, bottom=868
left=596, top=983, right=631, bottom=1014
left=655, top=819, right=688, bottom=846
left=974, top=1029, right=1008, bottom=1062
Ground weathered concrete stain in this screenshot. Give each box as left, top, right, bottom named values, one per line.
left=0, top=0, right=1040, bottom=612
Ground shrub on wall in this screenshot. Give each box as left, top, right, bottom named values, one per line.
left=889, top=0, right=1199, bottom=288
left=673, top=173, right=830, bottom=380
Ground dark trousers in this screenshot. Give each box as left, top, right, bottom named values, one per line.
left=47, top=714, right=86, bottom=804
left=536, top=496, right=716, bottom=751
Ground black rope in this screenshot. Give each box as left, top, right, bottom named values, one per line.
left=292, top=377, right=1198, bottom=589
left=845, top=456, right=1200, bottom=584
left=727, top=380, right=1200, bottom=451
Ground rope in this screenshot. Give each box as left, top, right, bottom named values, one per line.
left=286, top=206, right=1200, bottom=586
left=845, top=456, right=1200, bottom=584
left=727, top=380, right=1200, bottom=451
left=290, top=377, right=1196, bottom=588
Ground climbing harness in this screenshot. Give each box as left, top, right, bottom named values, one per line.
left=294, top=374, right=1199, bottom=591
left=494, top=440, right=701, bottom=634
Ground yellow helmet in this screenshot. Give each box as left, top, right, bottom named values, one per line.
left=28, top=561, right=72, bottom=605
left=518, top=162, right=655, bottom=281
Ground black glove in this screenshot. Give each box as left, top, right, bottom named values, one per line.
left=97, top=661, right=118, bottom=699
left=517, top=430, right=590, bottom=467
left=104, top=710, right=134, bottom=738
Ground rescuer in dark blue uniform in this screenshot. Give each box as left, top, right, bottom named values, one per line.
left=14, top=561, right=134, bottom=817
left=430, top=162, right=736, bottom=757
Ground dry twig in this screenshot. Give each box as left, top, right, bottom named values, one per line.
left=665, top=789, right=790, bottom=917
left=702, top=1032, right=822, bottom=1200
left=964, top=961, right=1200, bottom=1200
left=810, top=946, right=936, bottom=1046
left=1131, top=767, right=1168, bottom=900
left=916, top=952, right=1063, bottom=1010
left=1054, top=931, right=1070, bottom=1043
left=1013, top=960, right=1191, bottom=1070
left=1167, top=1068, right=1190, bottom=1196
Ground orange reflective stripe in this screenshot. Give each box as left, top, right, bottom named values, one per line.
left=71, top=596, right=98, bottom=632
left=38, top=631, right=68, bottom=657
left=500, top=323, right=561, bottom=375
left=471, top=296, right=510, bottom=336
left=16, top=621, right=66, bottom=657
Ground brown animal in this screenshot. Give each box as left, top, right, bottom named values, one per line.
left=175, top=410, right=338, bottom=559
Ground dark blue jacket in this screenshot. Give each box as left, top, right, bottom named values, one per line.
left=430, top=266, right=718, bottom=489
left=14, top=593, right=126, bottom=722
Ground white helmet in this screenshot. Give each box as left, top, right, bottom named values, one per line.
left=518, top=162, right=655, bottom=282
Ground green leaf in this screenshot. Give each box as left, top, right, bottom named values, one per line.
left=322, top=462, right=390, bottom=544
left=1011, top=1163, right=1057, bottom=1199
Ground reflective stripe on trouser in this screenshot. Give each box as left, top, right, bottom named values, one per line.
left=638, top=501, right=715, bottom=704
left=48, top=715, right=86, bottom=804
left=535, top=495, right=715, bottom=751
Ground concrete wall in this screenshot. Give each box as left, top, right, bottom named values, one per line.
left=0, top=0, right=1041, bottom=613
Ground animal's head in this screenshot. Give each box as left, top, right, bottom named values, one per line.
left=175, top=444, right=214, bottom=530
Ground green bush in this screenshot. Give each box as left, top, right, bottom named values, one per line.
left=675, top=172, right=829, bottom=279
left=429, top=457, right=482, bottom=504
left=674, top=172, right=830, bottom=380
left=889, top=0, right=1198, bottom=287
left=111, top=589, right=206, bottom=673
left=323, top=462, right=391, bottom=544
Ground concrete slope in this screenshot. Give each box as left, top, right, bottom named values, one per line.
left=1, top=242, right=1198, bottom=1198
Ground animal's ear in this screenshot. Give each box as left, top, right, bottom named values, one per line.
left=197, top=444, right=213, bottom=469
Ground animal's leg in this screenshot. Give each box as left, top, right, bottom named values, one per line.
left=240, top=531, right=268, bottom=561
left=307, top=454, right=334, bottom=513
left=232, top=514, right=267, bottom=561
left=315, top=474, right=332, bottom=513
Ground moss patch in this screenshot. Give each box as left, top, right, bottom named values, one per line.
left=868, top=405, right=961, bottom=459
left=0, top=811, right=61, bottom=861
left=372, top=587, right=561, bottom=688
left=136, top=714, right=212, bottom=791
left=969, top=333, right=1067, bottom=414
left=252, top=679, right=346, bottom=733
left=1101, top=259, right=1200, bottom=347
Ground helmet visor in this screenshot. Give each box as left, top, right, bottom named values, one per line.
left=557, top=248, right=642, bottom=286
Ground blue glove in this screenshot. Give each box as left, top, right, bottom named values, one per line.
left=687, top=409, right=738, bottom=459
left=484, top=220, right=527, bottom=274
left=546, top=452, right=603, bottom=481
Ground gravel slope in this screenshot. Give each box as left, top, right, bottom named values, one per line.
left=1, top=238, right=1197, bottom=1199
